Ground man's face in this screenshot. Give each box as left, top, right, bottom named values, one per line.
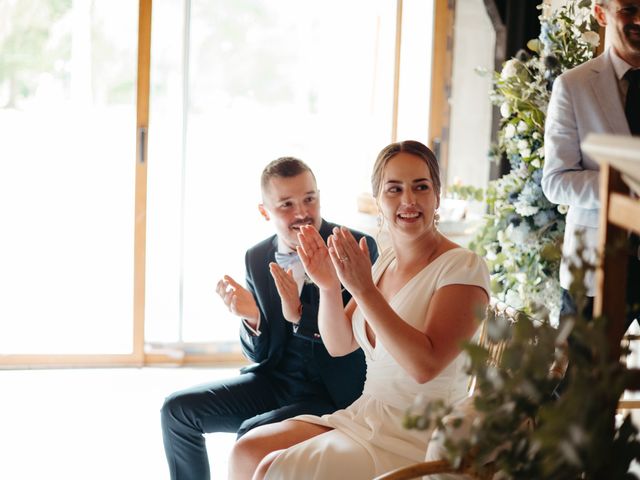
left=259, top=171, right=322, bottom=250
left=596, top=0, right=640, bottom=65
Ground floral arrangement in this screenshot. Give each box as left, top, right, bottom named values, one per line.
left=466, top=0, right=600, bottom=320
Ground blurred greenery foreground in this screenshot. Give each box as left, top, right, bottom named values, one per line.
left=404, top=239, right=640, bottom=479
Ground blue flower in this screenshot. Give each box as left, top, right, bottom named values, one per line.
left=533, top=209, right=554, bottom=227
left=532, top=169, right=543, bottom=185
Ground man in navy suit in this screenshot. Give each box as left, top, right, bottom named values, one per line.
left=161, top=157, right=378, bottom=480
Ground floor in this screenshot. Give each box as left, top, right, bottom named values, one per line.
left=2, top=366, right=640, bottom=480
left=0, top=367, right=238, bottom=480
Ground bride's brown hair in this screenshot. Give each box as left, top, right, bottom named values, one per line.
left=370, top=140, right=441, bottom=199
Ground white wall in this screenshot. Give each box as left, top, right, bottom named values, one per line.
left=447, top=0, right=495, bottom=190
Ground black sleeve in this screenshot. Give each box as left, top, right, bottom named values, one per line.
left=239, top=250, right=271, bottom=362
left=365, top=234, right=379, bottom=264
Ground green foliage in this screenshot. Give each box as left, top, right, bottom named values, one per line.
left=448, top=183, right=485, bottom=202
left=467, top=0, right=599, bottom=320
left=405, top=240, right=640, bottom=479
left=405, top=307, right=640, bottom=478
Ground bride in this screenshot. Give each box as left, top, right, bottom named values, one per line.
left=228, top=140, right=490, bottom=480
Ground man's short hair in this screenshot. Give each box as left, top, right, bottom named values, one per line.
left=260, top=157, right=316, bottom=193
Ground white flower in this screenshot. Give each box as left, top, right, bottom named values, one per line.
left=515, top=202, right=540, bottom=217
left=531, top=158, right=541, bottom=168
left=505, top=289, right=525, bottom=310
left=581, top=31, right=600, bottom=47
left=501, top=59, right=520, bottom=79
left=497, top=229, right=511, bottom=245
left=512, top=223, right=531, bottom=243
left=573, top=9, right=589, bottom=26
left=517, top=139, right=531, bottom=158
left=532, top=132, right=541, bottom=140
left=514, top=272, right=527, bottom=284
left=500, top=102, right=512, bottom=118
left=558, top=204, right=569, bottom=214
left=517, top=121, right=528, bottom=133
left=504, top=123, right=516, bottom=139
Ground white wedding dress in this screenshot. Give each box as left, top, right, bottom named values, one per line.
left=265, top=247, right=490, bottom=480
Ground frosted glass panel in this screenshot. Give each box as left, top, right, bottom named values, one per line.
left=0, top=0, right=138, bottom=354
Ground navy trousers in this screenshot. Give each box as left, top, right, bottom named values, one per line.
left=161, top=370, right=336, bottom=480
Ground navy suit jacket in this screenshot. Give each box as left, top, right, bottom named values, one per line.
left=239, top=219, right=378, bottom=409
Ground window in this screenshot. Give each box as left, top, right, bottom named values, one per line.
left=145, top=0, right=435, bottom=350
left=0, top=0, right=436, bottom=361
left=0, top=0, right=139, bottom=355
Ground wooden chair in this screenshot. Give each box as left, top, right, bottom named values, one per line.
left=373, top=297, right=527, bottom=480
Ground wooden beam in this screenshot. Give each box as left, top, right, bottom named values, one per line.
left=608, top=193, right=640, bottom=235
left=391, top=0, right=403, bottom=142
left=594, top=164, right=629, bottom=361
left=0, top=354, right=144, bottom=369
left=1, top=352, right=249, bottom=369
left=428, top=0, right=456, bottom=185
left=133, top=0, right=153, bottom=365
left=144, top=352, right=248, bottom=367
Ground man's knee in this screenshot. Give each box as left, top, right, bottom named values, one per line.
left=161, top=391, right=196, bottom=432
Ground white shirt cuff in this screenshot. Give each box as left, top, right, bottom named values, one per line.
left=242, top=317, right=261, bottom=336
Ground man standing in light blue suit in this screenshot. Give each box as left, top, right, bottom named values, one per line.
left=542, top=0, right=640, bottom=322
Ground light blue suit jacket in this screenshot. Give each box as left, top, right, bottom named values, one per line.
left=542, top=48, right=631, bottom=295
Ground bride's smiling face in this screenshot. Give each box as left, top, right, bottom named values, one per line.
left=377, top=152, right=439, bottom=236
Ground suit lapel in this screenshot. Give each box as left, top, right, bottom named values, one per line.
left=266, top=237, right=278, bottom=302
left=591, top=50, right=631, bottom=135
left=318, top=219, right=334, bottom=244
left=264, top=238, right=287, bottom=338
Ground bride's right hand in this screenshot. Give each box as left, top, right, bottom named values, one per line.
left=296, top=225, right=341, bottom=291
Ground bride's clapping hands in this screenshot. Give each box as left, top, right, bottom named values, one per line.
left=328, top=226, right=375, bottom=297
left=296, top=225, right=341, bottom=291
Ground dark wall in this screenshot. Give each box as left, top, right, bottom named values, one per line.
left=496, top=0, right=542, bottom=60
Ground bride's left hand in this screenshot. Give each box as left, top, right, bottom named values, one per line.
left=328, top=226, right=375, bottom=297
